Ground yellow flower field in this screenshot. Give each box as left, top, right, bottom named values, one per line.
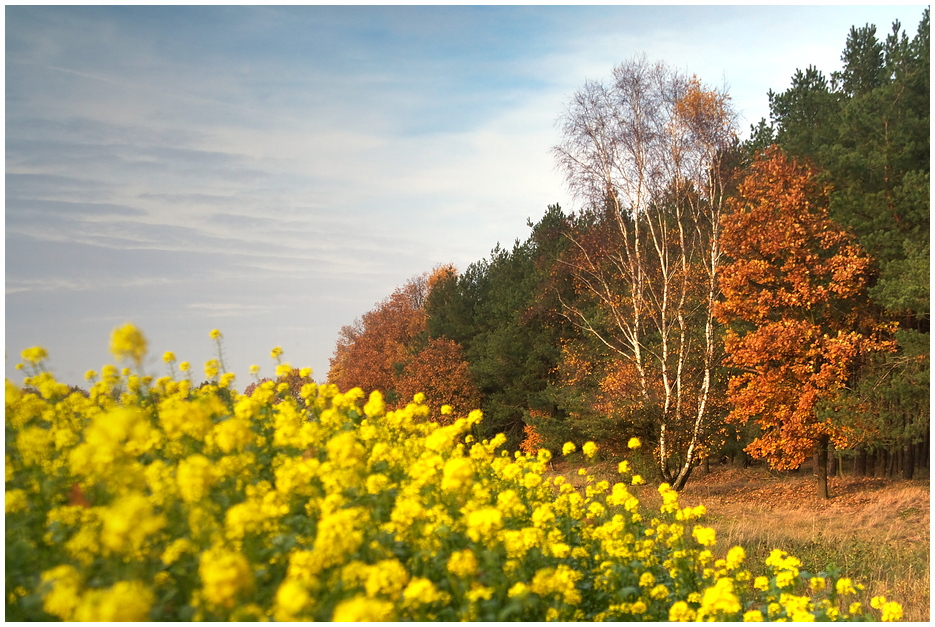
left=5, top=326, right=903, bottom=621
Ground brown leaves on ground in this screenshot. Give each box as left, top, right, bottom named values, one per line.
left=679, top=465, right=929, bottom=519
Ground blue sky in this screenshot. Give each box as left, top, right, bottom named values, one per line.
left=6, top=4, right=928, bottom=387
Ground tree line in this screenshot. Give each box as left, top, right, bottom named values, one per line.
left=327, top=10, right=929, bottom=498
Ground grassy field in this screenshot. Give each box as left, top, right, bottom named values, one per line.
left=558, top=460, right=930, bottom=621
left=677, top=466, right=930, bottom=622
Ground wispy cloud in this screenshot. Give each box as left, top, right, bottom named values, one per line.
left=186, top=303, right=275, bottom=317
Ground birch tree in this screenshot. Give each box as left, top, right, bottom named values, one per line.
left=552, top=57, right=738, bottom=489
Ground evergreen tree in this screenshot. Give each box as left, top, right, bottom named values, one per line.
left=748, top=9, right=929, bottom=477
left=424, top=205, right=574, bottom=447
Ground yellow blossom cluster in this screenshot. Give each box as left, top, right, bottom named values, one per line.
left=5, top=330, right=903, bottom=621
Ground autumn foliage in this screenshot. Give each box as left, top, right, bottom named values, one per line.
left=328, top=267, right=480, bottom=415
left=716, top=146, right=892, bottom=471
left=394, top=336, right=481, bottom=423
left=325, top=12, right=929, bottom=493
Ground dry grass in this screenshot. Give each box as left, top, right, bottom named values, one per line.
left=675, top=466, right=930, bottom=621
left=550, top=460, right=931, bottom=621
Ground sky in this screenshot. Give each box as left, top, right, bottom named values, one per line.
left=5, top=4, right=929, bottom=388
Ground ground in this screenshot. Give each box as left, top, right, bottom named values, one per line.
left=554, top=459, right=930, bottom=621
left=676, top=465, right=929, bottom=622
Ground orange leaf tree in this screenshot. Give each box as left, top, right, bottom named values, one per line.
left=395, top=336, right=481, bottom=420
left=327, top=275, right=428, bottom=404
left=716, top=146, right=891, bottom=498
left=328, top=267, right=480, bottom=414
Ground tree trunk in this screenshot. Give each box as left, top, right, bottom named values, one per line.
left=902, top=444, right=915, bottom=480
left=828, top=445, right=838, bottom=478
left=671, top=462, right=693, bottom=491
left=816, top=435, right=830, bottom=500
left=854, top=446, right=867, bottom=477
left=866, top=449, right=876, bottom=477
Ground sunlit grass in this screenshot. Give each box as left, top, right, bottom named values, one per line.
left=678, top=468, right=930, bottom=622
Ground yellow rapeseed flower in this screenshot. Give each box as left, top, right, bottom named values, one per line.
left=5, top=489, right=28, bottom=513
left=364, top=390, right=386, bottom=418
left=177, top=454, right=215, bottom=502
left=775, top=569, right=796, bottom=589
left=628, top=437, right=641, bottom=449
left=21, top=346, right=48, bottom=364
left=72, top=580, right=154, bottom=621
left=530, top=564, right=583, bottom=605
left=522, top=471, right=543, bottom=489
left=668, top=600, right=695, bottom=621
left=110, top=323, right=147, bottom=365
left=40, top=564, right=83, bottom=620
left=693, top=525, right=717, bottom=547
left=364, top=559, right=409, bottom=598
left=198, top=546, right=254, bottom=609
left=442, top=457, right=475, bottom=492
left=365, top=473, right=390, bottom=495
left=726, top=545, right=746, bottom=570
left=274, top=579, right=310, bottom=621
left=881, top=602, right=903, bottom=622
left=466, top=507, right=503, bottom=543
left=508, top=582, right=529, bottom=597
left=205, top=359, right=220, bottom=379
left=447, top=550, right=478, bottom=578
left=697, top=578, right=741, bottom=620
left=100, top=493, right=167, bottom=556
left=9, top=331, right=906, bottom=623
left=836, top=578, right=856, bottom=596
left=332, top=595, right=394, bottom=621
left=161, top=538, right=196, bottom=566
left=402, top=577, right=449, bottom=606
